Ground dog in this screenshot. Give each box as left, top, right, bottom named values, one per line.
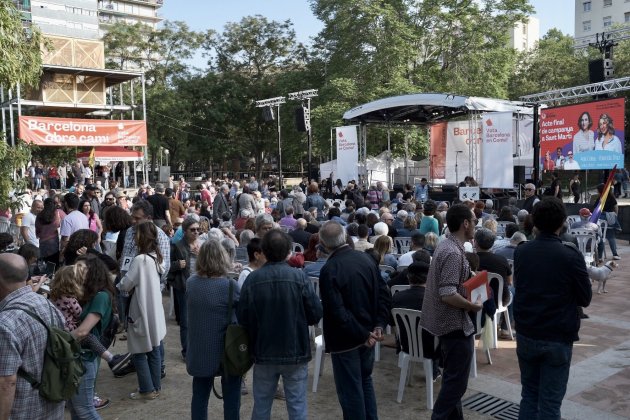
left=587, top=261, right=619, bottom=294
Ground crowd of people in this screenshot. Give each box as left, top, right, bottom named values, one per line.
left=0, top=161, right=622, bottom=420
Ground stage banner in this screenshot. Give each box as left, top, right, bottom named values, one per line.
left=482, top=112, right=514, bottom=188
left=445, top=121, right=482, bottom=185
left=539, top=98, right=625, bottom=170
left=19, top=116, right=148, bottom=146
left=335, top=125, right=359, bottom=184
left=430, top=122, right=447, bottom=180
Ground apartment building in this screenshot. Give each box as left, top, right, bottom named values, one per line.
left=97, top=0, right=163, bottom=36
left=509, top=16, right=540, bottom=52
left=575, top=0, right=630, bottom=41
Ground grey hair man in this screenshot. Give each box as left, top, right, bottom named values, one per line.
left=318, top=221, right=391, bottom=419
left=522, top=183, right=540, bottom=213
left=255, top=213, right=274, bottom=238
left=0, top=254, right=66, bottom=420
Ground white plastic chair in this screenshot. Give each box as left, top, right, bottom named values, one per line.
left=312, top=332, right=326, bottom=392
left=0, top=219, right=10, bottom=233
left=379, top=264, right=396, bottom=275
left=488, top=272, right=513, bottom=348
left=470, top=310, right=493, bottom=378
left=390, top=285, right=411, bottom=296
left=391, top=308, right=435, bottom=409
left=566, top=215, right=581, bottom=226
left=292, top=242, right=305, bottom=253
left=569, top=229, right=597, bottom=266
left=394, top=237, right=412, bottom=254
left=168, top=285, right=175, bottom=319
left=596, top=219, right=609, bottom=259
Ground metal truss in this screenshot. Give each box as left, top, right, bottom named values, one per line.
left=518, top=76, right=630, bottom=104
left=574, top=27, right=630, bottom=50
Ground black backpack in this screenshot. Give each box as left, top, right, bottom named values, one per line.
left=4, top=304, right=85, bottom=402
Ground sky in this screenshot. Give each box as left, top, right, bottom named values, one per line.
left=160, top=0, right=576, bottom=47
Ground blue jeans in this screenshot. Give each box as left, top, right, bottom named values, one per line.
left=330, top=346, right=377, bottom=420
left=252, top=363, right=308, bottom=420
left=431, top=333, right=474, bottom=420
left=174, top=288, right=187, bottom=356
left=132, top=346, right=162, bottom=393
left=516, top=334, right=572, bottom=420
left=67, top=357, right=101, bottom=420
left=191, top=374, right=241, bottom=420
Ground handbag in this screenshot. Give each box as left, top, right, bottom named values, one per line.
left=222, top=281, right=253, bottom=377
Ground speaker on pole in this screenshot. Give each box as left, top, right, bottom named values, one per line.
left=262, top=106, right=275, bottom=122
left=589, top=59, right=605, bottom=84
left=295, top=107, right=307, bottom=132
left=513, top=166, right=525, bottom=185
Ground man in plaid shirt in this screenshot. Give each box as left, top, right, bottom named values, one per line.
left=0, top=253, right=66, bottom=420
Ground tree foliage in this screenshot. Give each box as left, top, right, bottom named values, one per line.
left=0, top=0, right=44, bottom=89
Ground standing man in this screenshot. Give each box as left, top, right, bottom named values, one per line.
left=0, top=253, right=66, bottom=420
left=146, top=183, right=172, bottom=228
left=318, top=221, right=391, bottom=420
left=238, top=229, right=322, bottom=420
left=421, top=204, right=483, bottom=419
left=514, top=197, right=591, bottom=418
left=212, top=185, right=231, bottom=225
left=59, top=193, right=89, bottom=257
left=166, top=188, right=186, bottom=223
left=20, top=200, right=43, bottom=247
left=414, top=178, right=430, bottom=203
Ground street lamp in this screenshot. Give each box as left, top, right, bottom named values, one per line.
left=255, top=96, right=286, bottom=187
left=288, top=89, right=318, bottom=181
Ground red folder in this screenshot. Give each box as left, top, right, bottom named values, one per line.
left=463, top=270, right=490, bottom=303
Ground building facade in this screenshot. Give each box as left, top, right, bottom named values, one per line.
left=97, top=0, right=163, bottom=36
left=509, top=16, right=540, bottom=52
left=575, top=0, right=630, bottom=41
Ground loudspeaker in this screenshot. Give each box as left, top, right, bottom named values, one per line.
left=603, top=58, right=613, bottom=69
left=513, top=166, right=525, bottom=185
left=441, top=184, right=458, bottom=193
left=295, top=107, right=307, bottom=132
left=262, top=106, right=275, bottom=122
left=605, top=68, right=614, bottom=78
left=589, top=59, right=604, bottom=83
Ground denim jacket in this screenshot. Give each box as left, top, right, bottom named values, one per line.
left=238, top=261, right=322, bottom=365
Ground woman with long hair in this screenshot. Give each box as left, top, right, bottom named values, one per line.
left=80, top=199, right=102, bottom=236
left=595, top=113, right=623, bottom=153
left=118, top=221, right=167, bottom=400
left=64, top=229, right=99, bottom=265
left=374, top=235, right=397, bottom=269
left=35, top=197, right=64, bottom=265
left=186, top=239, right=242, bottom=420
left=573, top=111, right=594, bottom=153
left=67, top=254, right=116, bottom=419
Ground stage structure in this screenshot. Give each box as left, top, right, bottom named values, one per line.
left=0, top=35, right=148, bottom=188
left=342, top=93, right=533, bottom=188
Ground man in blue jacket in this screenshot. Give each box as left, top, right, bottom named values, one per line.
left=319, top=221, right=391, bottom=420
left=238, top=229, right=322, bottom=420
left=514, top=197, right=592, bottom=419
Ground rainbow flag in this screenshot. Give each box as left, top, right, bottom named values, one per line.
left=590, top=164, right=617, bottom=224
left=88, top=147, right=95, bottom=168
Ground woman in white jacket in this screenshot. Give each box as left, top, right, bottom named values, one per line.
left=118, top=221, right=167, bottom=400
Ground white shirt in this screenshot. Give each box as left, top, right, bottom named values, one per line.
left=21, top=212, right=39, bottom=247
left=60, top=210, right=89, bottom=238
left=572, top=130, right=594, bottom=153
left=563, top=159, right=580, bottom=170
left=594, top=135, right=623, bottom=154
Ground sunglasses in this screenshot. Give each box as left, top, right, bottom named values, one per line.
left=106, top=197, right=115, bottom=201
left=188, top=228, right=201, bottom=233
left=524, top=188, right=534, bottom=191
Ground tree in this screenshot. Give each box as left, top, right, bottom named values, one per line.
left=0, top=0, right=44, bottom=89
left=508, top=29, right=590, bottom=99
left=0, top=1, right=44, bottom=211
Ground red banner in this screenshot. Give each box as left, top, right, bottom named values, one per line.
left=19, top=116, right=147, bottom=147
left=430, top=122, right=447, bottom=179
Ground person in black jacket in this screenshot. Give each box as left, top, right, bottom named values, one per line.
left=514, top=197, right=592, bottom=419
left=319, top=221, right=391, bottom=420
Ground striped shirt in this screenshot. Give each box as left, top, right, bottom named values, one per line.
left=0, top=286, right=66, bottom=420
left=421, top=234, right=474, bottom=337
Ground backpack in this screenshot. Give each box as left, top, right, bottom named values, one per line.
left=100, top=311, right=120, bottom=350
left=222, top=281, right=253, bottom=376
left=7, top=305, right=85, bottom=402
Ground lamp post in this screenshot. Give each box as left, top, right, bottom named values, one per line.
left=288, top=89, right=318, bottom=181
left=455, top=150, right=463, bottom=185
left=256, top=96, right=286, bottom=187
